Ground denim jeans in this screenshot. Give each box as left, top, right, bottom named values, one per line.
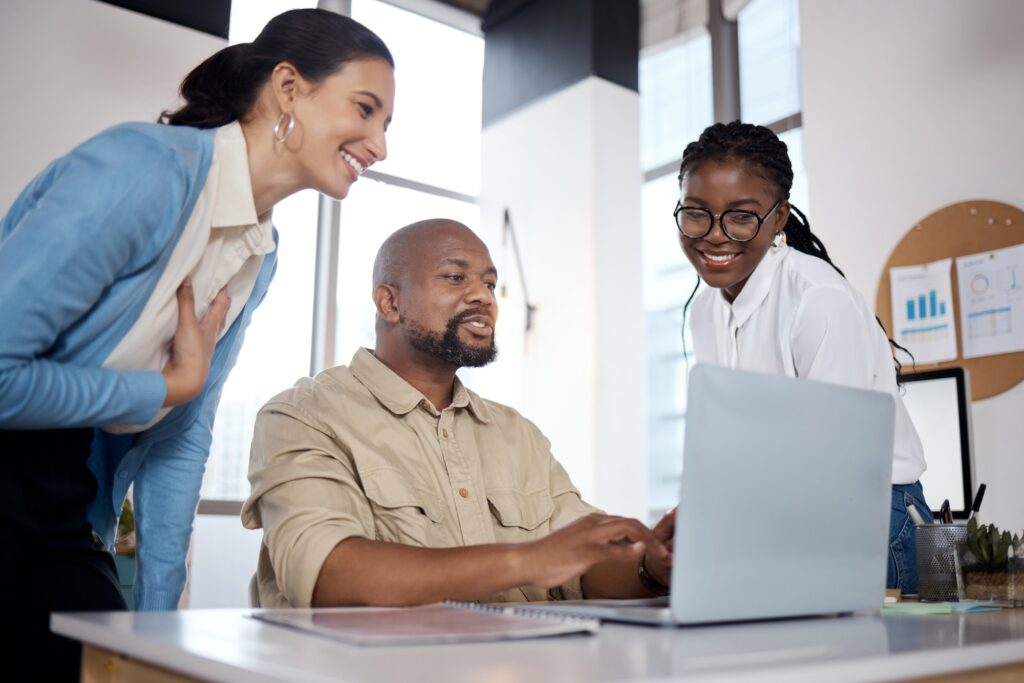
left=888, top=481, right=934, bottom=594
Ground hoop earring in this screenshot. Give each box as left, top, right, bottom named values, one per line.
left=772, top=231, right=787, bottom=248
left=273, top=112, right=295, bottom=143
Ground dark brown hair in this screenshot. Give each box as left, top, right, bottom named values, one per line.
left=160, top=9, right=393, bottom=128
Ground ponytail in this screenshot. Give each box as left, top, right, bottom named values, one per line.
left=160, top=43, right=270, bottom=127
left=160, top=9, right=393, bottom=128
left=783, top=204, right=844, bottom=278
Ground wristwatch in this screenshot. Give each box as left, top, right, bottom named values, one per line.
left=638, top=555, right=669, bottom=596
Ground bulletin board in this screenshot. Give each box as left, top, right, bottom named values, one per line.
left=875, top=200, right=1024, bottom=401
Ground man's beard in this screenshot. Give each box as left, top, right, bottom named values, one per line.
left=405, top=309, right=497, bottom=368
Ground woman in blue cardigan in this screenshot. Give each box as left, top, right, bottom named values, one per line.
left=0, top=9, right=394, bottom=676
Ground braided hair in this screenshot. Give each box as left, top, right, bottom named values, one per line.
left=677, top=121, right=910, bottom=375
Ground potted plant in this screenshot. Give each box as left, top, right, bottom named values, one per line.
left=113, top=498, right=137, bottom=609
left=959, top=518, right=1023, bottom=605
left=93, top=498, right=136, bottom=608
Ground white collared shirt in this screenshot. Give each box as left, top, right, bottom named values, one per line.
left=688, top=245, right=927, bottom=484
left=103, top=122, right=275, bottom=432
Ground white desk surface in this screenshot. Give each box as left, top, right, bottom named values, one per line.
left=53, top=607, right=1024, bottom=683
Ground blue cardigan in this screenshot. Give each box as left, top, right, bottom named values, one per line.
left=0, top=122, right=277, bottom=610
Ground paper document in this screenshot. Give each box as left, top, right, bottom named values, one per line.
left=881, top=601, right=999, bottom=615
left=889, top=258, right=957, bottom=364
left=251, top=602, right=600, bottom=646
left=956, top=244, right=1024, bottom=359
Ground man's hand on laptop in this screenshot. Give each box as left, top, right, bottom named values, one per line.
left=518, top=513, right=669, bottom=589
left=643, top=506, right=676, bottom=587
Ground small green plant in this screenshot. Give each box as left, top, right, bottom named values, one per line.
left=116, top=498, right=135, bottom=549
left=90, top=498, right=136, bottom=555
left=965, top=518, right=1021, bottom=567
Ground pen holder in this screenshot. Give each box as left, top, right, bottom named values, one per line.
left=915, top=523, right=967, bottom=601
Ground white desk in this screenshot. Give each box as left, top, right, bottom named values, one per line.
left=54, top=608, right=1024, bottom=683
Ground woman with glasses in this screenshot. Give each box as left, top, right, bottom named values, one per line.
left=673, top=121, right=932, bottom=595
left=0, top=9, right=393, bottom=678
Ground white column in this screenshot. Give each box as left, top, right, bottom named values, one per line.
left=477, top=77, right=647, bottom=519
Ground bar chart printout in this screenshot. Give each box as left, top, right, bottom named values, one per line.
left=890, top=258, right=957, bottom=364
left=956, top=244, right=1024, bottom=359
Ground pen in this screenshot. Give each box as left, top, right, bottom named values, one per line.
left=939, top=499, right=952, bottom=524
left=967, top=483, right=987, bottom=521
left=906, top=503, right=926, bottom=526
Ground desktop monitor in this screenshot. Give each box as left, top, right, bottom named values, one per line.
left=898, top=368, right=974, bottom=519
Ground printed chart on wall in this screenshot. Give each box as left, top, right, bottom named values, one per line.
left=889, top=258, right=957, bottom=364
left=956, top=243, right=1024, bottom=359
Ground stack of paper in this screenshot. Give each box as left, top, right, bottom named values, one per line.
left=881, top=601, right=1000, bottom=615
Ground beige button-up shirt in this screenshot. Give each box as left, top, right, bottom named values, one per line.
left=242, top=348, right=599, bottom=608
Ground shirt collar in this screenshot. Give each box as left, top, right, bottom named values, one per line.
left=210, top=123, right=274, bottom=251
left=720, top=244, right=789, bottom=327
left=348, top=348, right=494, bottom=424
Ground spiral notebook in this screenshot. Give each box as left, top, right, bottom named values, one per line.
left=251, top=601, right=600, bottom=646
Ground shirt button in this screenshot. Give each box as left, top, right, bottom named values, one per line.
left=458, top=488, right=469, bottom=498
left=442, top=429, right=449, bottom=439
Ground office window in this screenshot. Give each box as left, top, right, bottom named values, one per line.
left=203, top=191, right=318, bottom=501
left=779, top=126, right=808, bottom=212
left=202, top=4, right=319, bottom=501
left=738, top=0, right=801, bottom=127
left=335, top=1, right=484, bottom=360
left=640, top=31, right=714, bottom=172
left=640, top=29, right=713, bottom=519
left=738, top=0, right=807, bottom=211
left=641, top=1, right=807, bottom=520
left=642, top=174, right=702, bottom=514
left=201, top=1, right=483, bottom=502
left=351, top=0, right=483, bottom=196
left=333, top=181, right=481, bottom=361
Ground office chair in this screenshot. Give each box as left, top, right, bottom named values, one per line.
left=248, top=573, right=260, bottom=608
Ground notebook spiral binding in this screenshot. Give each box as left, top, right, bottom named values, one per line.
left=443, top=600, right=601, bottom=627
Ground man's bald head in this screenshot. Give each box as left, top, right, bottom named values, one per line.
left=371, top=218, right=498, bottom=370
left=372, top=219, right=483, bottom=290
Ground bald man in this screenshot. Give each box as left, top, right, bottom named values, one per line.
left=243, top=220, right=672, bottom=607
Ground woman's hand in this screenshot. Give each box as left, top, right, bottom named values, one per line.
left=161, top=279, right=231, bottom=407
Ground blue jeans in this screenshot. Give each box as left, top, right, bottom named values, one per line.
left=888, top=481, right=934, bottom=594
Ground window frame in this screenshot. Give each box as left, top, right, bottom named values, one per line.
left=640, top=0, right=805, bottom=522
left=199, top=0, right=481, bottom=514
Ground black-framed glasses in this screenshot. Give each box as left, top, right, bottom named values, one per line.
left=673, top=198, right=783, bottom=242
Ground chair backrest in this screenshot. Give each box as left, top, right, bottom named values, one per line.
left=248, top=573, right=260, bottom=608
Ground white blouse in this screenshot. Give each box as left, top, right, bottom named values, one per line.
left=103, top=122, right=275, bottom=432
left=688, top=245, right=927, bottom=484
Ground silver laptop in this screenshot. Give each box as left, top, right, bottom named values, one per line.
left=531, top=364, right=895, bottom=626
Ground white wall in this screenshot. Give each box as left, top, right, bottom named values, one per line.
left=0, top=0, right=225, bottom=211
left=478, top=78, right=648, bottom=520
left=801, top=0, right=1024, bottom=529
left=188, top=515, right=263, bottom=608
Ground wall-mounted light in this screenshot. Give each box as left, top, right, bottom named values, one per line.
left=501, top=208, right=537, bottom=334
